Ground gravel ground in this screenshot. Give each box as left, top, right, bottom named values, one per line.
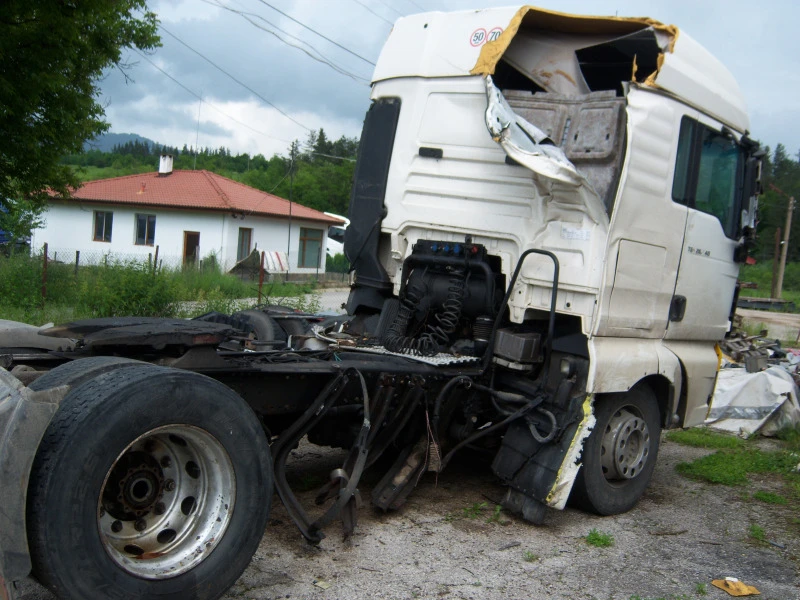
left=16, top=436, right=800, bottom=600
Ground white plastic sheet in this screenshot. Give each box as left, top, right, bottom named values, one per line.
left=706, top=366, right=800, bottom=436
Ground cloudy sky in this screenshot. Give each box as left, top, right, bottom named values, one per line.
left=100, top=0, right=799, bottom=159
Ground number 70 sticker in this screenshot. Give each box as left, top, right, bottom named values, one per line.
left=470, top=27, right=503, bottom=47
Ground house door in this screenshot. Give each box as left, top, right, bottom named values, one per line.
left=183, top=231, right=200, bottom=265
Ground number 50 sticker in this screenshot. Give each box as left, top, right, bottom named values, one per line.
left=470, top=27, right=503, bottom=47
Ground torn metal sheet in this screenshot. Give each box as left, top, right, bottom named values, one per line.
left=545, top=396, right=595, bottom=509
left=483, top=75, right=609, bottom=228
left=707, top=366, right=800, bottom=436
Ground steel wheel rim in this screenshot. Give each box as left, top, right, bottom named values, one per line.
left=600, top=407, right=650, bottom=481
left=97, top=424, right=236, bottom=579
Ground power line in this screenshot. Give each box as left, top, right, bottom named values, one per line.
left=255, top=0, right=375, bottom=66
left=351, top=0, right=394, bottom=26
left=204, top=0, right=370, bottom=85
left=159, top=25, right=311, bottom=132
left=132, top=49, right=293, bottom=145
left=405, top=0, right=426, bottom=11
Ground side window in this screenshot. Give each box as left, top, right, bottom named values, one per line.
left=93, top=211, right=113, bottom=242
left=671, top=116, right=744, bottom=239
left=671, top=119, right=695, bottom=205
left=695, top=128, right=741, bottom=239
left=135, top=214, right=156, bottom=246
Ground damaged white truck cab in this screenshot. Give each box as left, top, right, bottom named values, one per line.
left=344, top=6, right=760, bottom=512
left=0, top=6, right=762, bottom=600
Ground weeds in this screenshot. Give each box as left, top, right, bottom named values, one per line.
left=522, top=551, right=538, bottom=562
left=463, top=502, right=487, bottom=519
left=753, top=491, right=788, bottom=505
left=486, top=505, right=504, bottom=524
left=585, top=528, right=614, bottom=548
left=695, top=582, right=707, bottom=596
left=0, top=251, right=316, bottom=323
left=748, top=523, right=766, bottom=542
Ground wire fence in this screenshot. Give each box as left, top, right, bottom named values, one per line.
left=37, top=245, right=352, bottom=285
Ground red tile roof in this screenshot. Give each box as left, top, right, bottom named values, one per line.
left=58, top=170, right=343, bottom=225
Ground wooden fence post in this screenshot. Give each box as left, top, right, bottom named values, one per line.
left=258, top=251, right=266, bottom=304
left=74, top=250, right=80, bottom=277
left=153, top=245, right=160, bottom=274
left=41, top=243, right=48, bottom=303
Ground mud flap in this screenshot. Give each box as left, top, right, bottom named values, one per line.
left=492, top=397, right=595, bottom=521
left=0, top=369, right=67, bottom=600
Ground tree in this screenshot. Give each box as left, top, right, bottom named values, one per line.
left=0, top=1, right=160, bottom=209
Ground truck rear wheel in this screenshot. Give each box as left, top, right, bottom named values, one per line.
left=570, top=386, right=661, bottom=515
left=27, top=365, right=272, bottom=600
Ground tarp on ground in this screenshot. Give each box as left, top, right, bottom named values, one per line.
left=706, top=366, right=800, bottom=436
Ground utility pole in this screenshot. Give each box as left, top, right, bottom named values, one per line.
left=286, top=143, right=295, bottom=282
left=771, top=183, right=795, bottom=299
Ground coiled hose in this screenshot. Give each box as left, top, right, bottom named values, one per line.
left=384, top=266, right=467, bottom=356
left=418, top=266, right=465, bottom=353
left=383, top=276, right=434, bottom=355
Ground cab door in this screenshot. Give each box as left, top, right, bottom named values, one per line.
left=665, top=116, right=744, bottom=341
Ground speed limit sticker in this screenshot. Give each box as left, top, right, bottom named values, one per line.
left=470, top=28, right=487, bottom=46
left=470, top=27, right=503, bottom=47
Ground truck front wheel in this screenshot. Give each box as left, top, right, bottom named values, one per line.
left=27, top=365, right=272, bottom=600
left=570, top=386, right=661, bottom=515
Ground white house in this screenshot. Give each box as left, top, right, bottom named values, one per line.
left=32, top=157, right=343, bottom=274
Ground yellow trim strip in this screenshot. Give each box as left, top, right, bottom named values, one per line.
left=470, top=5, right=679, bottom=77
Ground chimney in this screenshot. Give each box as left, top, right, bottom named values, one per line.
left=158, top=154, right=174, bottom=176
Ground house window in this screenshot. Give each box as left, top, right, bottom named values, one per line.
left=93, top=211, right=113, bottom=242
left=671, top=116, right=745, bottom=240
left=298, top=228, right=323, bottom=268
left=135, top=214, right=156, bottom=246
left=237, top=227, right=252, bottom=261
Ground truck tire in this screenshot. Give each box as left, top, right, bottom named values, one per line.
left=570, top=386, right=661, bottom=515
left=27, top=364, right=272, bottom=600
left=28, top=356, right=143, bottom=391
left=233, top=309, right=286, bottom=342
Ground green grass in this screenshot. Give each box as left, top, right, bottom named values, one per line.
left=695, top=582, right=707, bottom=596
left=522, top=550, right=538, bottom=562
left=485, top=505, right=506, bottom=524
left=585, top=528, right=614, bottom=548
left=748, top=523, right=766, bottom=542
left=738, top=261, right=800, bottom=310
left=753, top=490, right=789, bottom=505
left=462, top=502, right=487, bottom=519
left=0, top=250, right=315, bottom=324
left=665, top=428, right=745, bottom=449
left=676, top=448, right=798, bottom=485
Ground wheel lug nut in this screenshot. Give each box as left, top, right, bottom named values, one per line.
left=164, top=479, right=176, bottom=492
left=111, top=521, right=123, bottom=533
left=134, top=519, right=147, bottom=532
left=154, top=502, right=166, bottom=515
left=160, top=456, right=172, bottom=468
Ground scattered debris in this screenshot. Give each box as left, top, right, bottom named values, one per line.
left=498, top=541, right=521, bottom=550
left=711, top=577, right=760, bottom=596
left=312, top=579, right=331, bottom=590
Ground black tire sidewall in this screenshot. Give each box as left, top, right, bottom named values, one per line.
left=28, top=365, right=272, bottom=600
left=573, top=387, right=661, bottom=515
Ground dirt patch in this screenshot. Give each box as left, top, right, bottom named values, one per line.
left=15, top=437, right=800, bottom=600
